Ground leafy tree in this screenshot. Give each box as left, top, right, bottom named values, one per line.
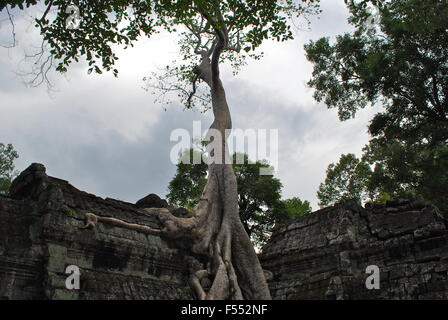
left=305, top=0, right=448, bottom=211
left=0, top=143, right=19, bottom=196
left=167, top=149, right=208, bottom=210
left=363, top=136, right=448, bottom=209
left=317, top=154, right=373, bottom=208
left=280, top=197, right=312, bottom=221
left=2, top=0, right=321, bottom=299
left=168, top=150, right=284, bottom=246
left=233, top=153, right=283, bottom=246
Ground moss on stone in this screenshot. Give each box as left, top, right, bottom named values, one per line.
left=62, top=205, right=78, bottom=218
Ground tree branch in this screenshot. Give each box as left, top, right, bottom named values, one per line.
left=0, top=6, right=16, bottom=48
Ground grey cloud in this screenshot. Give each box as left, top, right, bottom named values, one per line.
left=0, top=0, right=374, bottom=210
left=224, top=79, right=375, bottom=209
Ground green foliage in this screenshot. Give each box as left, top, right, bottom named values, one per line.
left=373, top=191, right=393, bottom=205
left=0, top=143, right=19, bottom=196
left=62, top=205, right=78, bottom=217
left=317, top=154, right=373, bottom=208
left=306, top=0, right=448, bottom=122
left=307, top=0, right=448, bottom=211
left=167, top=149, right=208, bottom=209
left=233, top=153, right=283, bottom=246
left=280, top=197, right=312, bottom=221
left=167, top=149, right=289, bottom=246
left=3, top=0, right=321, bottom=106
left=364, top=138, right=448, bottom=210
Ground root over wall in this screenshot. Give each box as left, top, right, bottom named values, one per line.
left=1, top=163, right=448, bottom=299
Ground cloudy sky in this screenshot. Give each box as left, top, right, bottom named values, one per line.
left=0, top=0, right=380, bottom=209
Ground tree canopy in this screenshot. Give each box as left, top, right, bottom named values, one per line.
left=280, top=197, right=312, bottom=220
left=306, top=0, right=448, bottom=211
left=306, top=0, right=447, bottom=123
left=167, top=148, right=209, bottom=209
left=3, top=0, right=320, bottom=92
left=317, top=153, right=372, bottom=207
left=0, top=143, right=19, bottom=196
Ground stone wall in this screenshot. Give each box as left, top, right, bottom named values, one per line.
left=2, top=163, right=448, bottom=300
left=0, top=163, right=199, bottom=300
left=260, top=199, right=448, bottom=299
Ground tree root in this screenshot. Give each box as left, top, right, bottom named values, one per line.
left=157, top=164, right=271, bottom=300
left=190, top=269, right=209, bottom=300
left=77, top=164, right=271, bottom=300
left=80, top=211, right=161, bottom=235
left=263, top=270, right=274, bottom=281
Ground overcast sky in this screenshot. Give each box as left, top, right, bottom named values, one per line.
left=0, top=0, right=380, bottom=209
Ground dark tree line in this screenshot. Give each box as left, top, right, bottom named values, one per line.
left=309, top=0, right=448, bottom=211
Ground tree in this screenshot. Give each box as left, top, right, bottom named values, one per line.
left=280, top=197, right=312, bottom=221
left=317, top=153, right=372, bottom=208
left=233, top=154, right=283, bottom=246
left=305, top=0, right=448, bottom=211
left=167, top=149, right=208, bottom=210
left=363, top=135, right=448, bottom=209
left=0, top=143, right=19, bottom=196
left=168, top=150, right=284, bottom=246
left=2, top=0, right=321, bottom=299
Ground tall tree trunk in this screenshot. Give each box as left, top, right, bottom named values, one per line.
left=157, top=27, right=271, bottom=300
left=81, top=30, right=272, bottom=299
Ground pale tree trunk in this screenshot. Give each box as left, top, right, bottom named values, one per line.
left=81, top=10, right=271, bottom=300
left=81, top=35, right=271, bottom=299
left=156, top=26, right=271, bottom=300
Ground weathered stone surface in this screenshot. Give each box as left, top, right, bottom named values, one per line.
left=0, top=163, right=201, bottom=300
left=170, top=207, right=191, bottom=218
left=3, top=163, right=448, bottom=300
left=135, top=193, right=169, bottom=209
left=260, top=200, right=448, bottom=300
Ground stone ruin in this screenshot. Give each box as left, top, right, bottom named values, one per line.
left=260, top=198, right=448, bottom=299
left=0, top=163, right=447, bottom=299
left=0, top=163, right=199, bottom=299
